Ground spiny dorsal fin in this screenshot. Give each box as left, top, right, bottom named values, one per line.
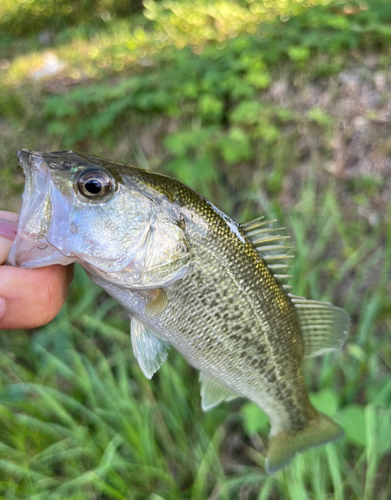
left=130, top=317, right=170, bottom=379
left=289, top=295, right=350, bottom=357
left=241, top=216, right=294, bottom=290
left=199, top=373, right=239, bottom=411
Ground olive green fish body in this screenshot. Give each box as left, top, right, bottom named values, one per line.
left=10, top=150, right=350, bottom=473
left=117, top=179, right=314, bottom=431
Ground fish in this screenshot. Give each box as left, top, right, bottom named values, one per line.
left=8, top=149, right=350, bottom=473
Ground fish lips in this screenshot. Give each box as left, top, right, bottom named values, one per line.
left=7, top=150, right=75, bottom=268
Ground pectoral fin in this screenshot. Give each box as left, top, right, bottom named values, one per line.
left=143, top=215, right=190, bottom=287
left=145, top=289, right=169, bottom=318
left=200, top=373, right=239, bottom=411
left=130, top=317, right=169, bottom=379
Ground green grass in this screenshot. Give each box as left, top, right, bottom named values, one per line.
left=0, top=178, right=390, bottom=499
left=0, top=0, right=391, bottom=498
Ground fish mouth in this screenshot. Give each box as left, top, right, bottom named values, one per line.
left=7, top=149, right=75, bottom=268
left=17, top=149, right=51, bottom=232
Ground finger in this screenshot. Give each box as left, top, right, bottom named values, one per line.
left=0, top=211, right=19, bottom=221
left=0, top=235, right=14, bottom=265
left=0, top=219, right=18, bottom=241
left=0, top=264, right=74, bottom=330
left=0, top=212, right=19, bottom=265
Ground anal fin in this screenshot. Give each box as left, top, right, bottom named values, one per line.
left=200, top=373, right=238, bottom=411
left=130, top=317, right=169, bottom=379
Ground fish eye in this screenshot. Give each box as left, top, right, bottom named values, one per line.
left=76, top=169, right=114, bottom=200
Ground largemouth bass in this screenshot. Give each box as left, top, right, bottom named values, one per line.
left=8, top=149, right=350, bottom=473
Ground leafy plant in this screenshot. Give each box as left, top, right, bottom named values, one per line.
left=1, top=0, right=391, bottom=498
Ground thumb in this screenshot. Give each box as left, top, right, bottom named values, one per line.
left=0, top=212, right=19, bottom=265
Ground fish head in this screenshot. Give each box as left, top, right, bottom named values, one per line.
left=9, top=149, right=190, bottom=289
left=8, top=149, right=157, bottom=284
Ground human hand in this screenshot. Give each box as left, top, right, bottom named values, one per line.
left=0, top=211, right=74, bottom=329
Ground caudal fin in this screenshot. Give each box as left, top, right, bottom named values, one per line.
left=266, top=413, right=343, bottom=474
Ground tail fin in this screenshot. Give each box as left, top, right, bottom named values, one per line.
left=266, top=413, right=343, bottom=474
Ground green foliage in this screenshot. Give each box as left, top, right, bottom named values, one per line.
left=306, top=107, right=333, bottom=126
left=1, top=0, right=391, bottom=498
left=309, top=388, right=339, bottom=417
left=164, top=127, right=218, bottom=194
left=337, top=404, right=367, bottom=446
left=0, top=0, right=144, bottom=37
left=38, top=0, right=391, bottom=196
left=336, top=404, right=391, bottom=455
left=241, top=402, right=269, bottom=435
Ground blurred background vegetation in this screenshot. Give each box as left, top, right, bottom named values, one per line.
left=0, top=0, right=391, bottom=498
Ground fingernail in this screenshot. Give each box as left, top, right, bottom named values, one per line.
left=0, top=298, right=6, bottom=322
left=0, top=218, right=18, bottom=241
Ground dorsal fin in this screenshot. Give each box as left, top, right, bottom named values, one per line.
left=242, top=216, right=350, bottom=357
left=241, top=216, right=294, bottom=290
left=289, top=295, right=350, bottom=357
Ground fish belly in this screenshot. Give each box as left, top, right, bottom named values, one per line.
left=91, top=237, right=315, bottom=434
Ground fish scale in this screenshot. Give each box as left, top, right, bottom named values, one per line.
left=106, top=184, right=314, bottom=431
left=9, top=149, right=350, bottom=473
